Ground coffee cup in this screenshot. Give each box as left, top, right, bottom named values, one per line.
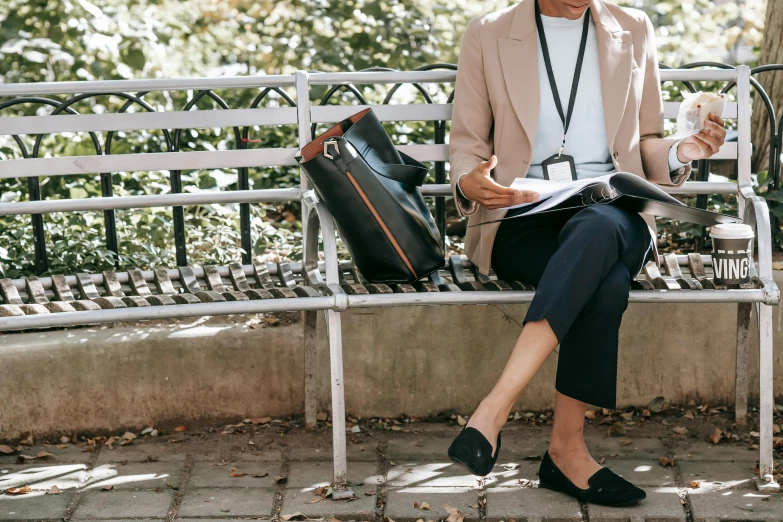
left=710, top=223, right=754, bottom=285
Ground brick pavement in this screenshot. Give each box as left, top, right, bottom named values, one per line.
left=0, top=421, right=780, bottom=521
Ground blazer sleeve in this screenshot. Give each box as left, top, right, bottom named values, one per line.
left=638, top=14, right=691, bottom=188
left=449, top=16, right=494, bottom=217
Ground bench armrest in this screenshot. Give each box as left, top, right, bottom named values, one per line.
left=739, top=187, right=780, bottom=305
left=302, top=190, right=342, bottom=294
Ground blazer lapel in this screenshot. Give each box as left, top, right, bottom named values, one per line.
left=591, top=0, right=634, bottom=151
left=498, top=0, right=539, bottom=153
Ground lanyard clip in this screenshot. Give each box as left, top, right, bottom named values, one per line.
left=558, top=138, right=565, bottom=158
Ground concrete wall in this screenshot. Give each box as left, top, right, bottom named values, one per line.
left=1, top=292, right=782, bottom=440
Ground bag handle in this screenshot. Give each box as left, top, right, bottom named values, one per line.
left=329, top=137, right=429, bottom=187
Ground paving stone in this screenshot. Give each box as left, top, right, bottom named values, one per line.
left=287, top=433, right=378, bottom=462
left=0, top=444, right=94, bottom=465
left=194, top=437, right=283, bottom=463
left=74, top=490, right=174, bottom=519
left=0, top=491, right=73, bottom=520
left=688, top=488, right=783, bottom=521
left=601, top=459, right=677, bottom=488
left=485, top=460, right=541, bottom=488
left=84, top=461, right=183, bottom=491
left=385, top=488, right=479, bottom=521
left=670, top=442, right=758, bottom=462
left=281, top=485, right=376, bottom=520
left=387, top=462, right=482, bottom=490
left=178, top=487, right=276, bottom=518
left=188, top=461, right=280, bottom=488
left=95, top=441, right=187, bottom=464
left=486, top=486, right=584, bottom=521
left=0, top=463, right=89, bottom=492
left=679, top=460, right=757, bottom=490
left=588, top=488, right=686, bottom=522
left=385, top=432, right=453, bottom=460
left=585, top=436, right=667, bottom=460
left=287, top=461, right=381, bottom=490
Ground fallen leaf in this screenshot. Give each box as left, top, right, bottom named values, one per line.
left=174, top=426, right=187, bottom=432
left=444, top=504, right=464, bottom=522
left=101, top=485, right=114, bottom=491
left=659, top=456, right=676, bottom=467
left=251, top=417, right=272, bottom=425
left=708, top=428, right=722, bottom=445
left=275, top=475, right=288, bottom=484
left=673, top=426, right=689, bottom=436
left=684, top=410, right=695, bottom=420
left=608, top=422, right=625, bottom=437
left=19, top=434, right=33, bottom=446
left=689, top=481, right=700, bottom=488
left=420, top=502, right=431, bottom=510
left=252, top=472, right=269, bottom=478
left=229, top=473, right=246, bottom=477
left=281, top=512, right=307, bottom=521
left=47, top=485, right=61, bottom=495
left=0, top=445, right=15, bottom=454
left=5, top=486, right=32, bottom=495
left=621, top=439, right=632, bottom=446
left=305, top=497, right=323, bottom=504
left=584, top=410, right=597, bottom=420
left=456, top=415, right=467, bottom=426
left=351, top=425, right=361, bottom=434
left=37, top=451, right=53, bottom=459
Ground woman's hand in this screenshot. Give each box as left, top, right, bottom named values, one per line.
left=677, top=112, right=727, bottom=163
left=459, top=155, right=540, bottom=210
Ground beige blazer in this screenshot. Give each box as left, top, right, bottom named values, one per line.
left=449, top=0, right=692, bottom=276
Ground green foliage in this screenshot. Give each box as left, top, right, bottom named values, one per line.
left=0, top=0, right=771, bottom=276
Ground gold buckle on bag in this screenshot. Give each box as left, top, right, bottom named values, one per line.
left=323, top=139, right=339, bottom=160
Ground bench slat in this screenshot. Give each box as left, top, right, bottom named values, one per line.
left=397, top=142, right=737, bottom=163
left=0, top=107, right=299, bottom=136
left=0, top=148, right=299, bottom=178
left=311, top=104, right=453, bottom=123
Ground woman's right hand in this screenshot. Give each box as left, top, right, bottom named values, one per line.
left=458, top=155, right=540, bottom=210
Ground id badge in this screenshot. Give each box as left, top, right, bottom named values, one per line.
left=542, top=153, right=576, bottom=182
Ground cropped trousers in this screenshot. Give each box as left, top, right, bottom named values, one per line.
left=491, top=204, right=653, bottom=409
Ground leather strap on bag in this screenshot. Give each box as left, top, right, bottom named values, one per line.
left=325, top=138, right=429, bottom=187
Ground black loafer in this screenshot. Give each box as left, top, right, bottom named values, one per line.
left=447, top=426, right=501, bottom=477
left=538, top=451, right=646, bottom=506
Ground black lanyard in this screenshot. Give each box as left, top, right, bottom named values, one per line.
left=534, top=0, right=591, bottom=155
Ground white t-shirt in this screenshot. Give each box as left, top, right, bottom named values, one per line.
left=527, top=12, right=615, bottom=179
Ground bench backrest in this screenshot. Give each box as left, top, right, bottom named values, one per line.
left=0, top=67, right=752, bottom=268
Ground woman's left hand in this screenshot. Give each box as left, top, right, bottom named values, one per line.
left=676, top=112, right=727, bottom=163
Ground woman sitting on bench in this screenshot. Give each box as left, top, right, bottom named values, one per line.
left=446, top=0, right=726, bottom=506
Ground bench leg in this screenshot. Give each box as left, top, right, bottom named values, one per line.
left=325, top=309, right=354, bottom=498
left=304, top=310, right=318, bottom=431
left=757, top=303, right=775, bottom=482
left=735, top=302, right=752, bottom=425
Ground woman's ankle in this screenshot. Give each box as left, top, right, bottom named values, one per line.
left=548, top=437, right=588, bottom=459
left=468, top=398, right=509, bottom=433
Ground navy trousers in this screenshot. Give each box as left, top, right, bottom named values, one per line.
left=491, top=204, right=653, bottom=408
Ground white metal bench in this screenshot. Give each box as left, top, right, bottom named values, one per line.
left=0, top=66, right=778, bottom=495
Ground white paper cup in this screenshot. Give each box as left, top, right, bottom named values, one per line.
left=710, top=224, right=754, bottom=285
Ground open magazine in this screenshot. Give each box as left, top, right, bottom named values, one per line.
left=471, top=172, right=739, bottom=227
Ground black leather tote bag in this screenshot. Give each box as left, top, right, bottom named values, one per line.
left=296, top=108, right=444, bottom=284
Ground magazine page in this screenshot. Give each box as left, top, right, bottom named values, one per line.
left=505, top=173, right=614, bottom=212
